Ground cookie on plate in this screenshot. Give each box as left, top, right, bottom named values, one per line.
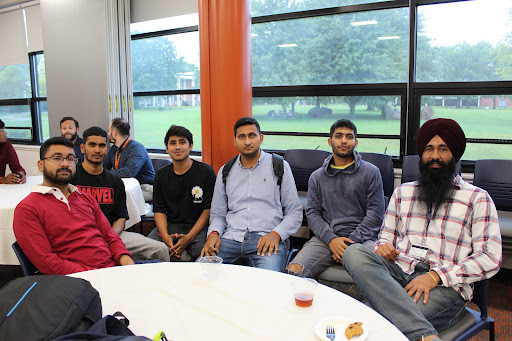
left=345, top=322, right=363, bottom=339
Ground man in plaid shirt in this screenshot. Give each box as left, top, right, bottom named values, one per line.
left=343, top=118, right=502, bottom=341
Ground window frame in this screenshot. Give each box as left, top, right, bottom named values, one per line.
left=251, top=0, right=512, bottom=170
left=0, top=51, right=46, bottom=144
left=131, top=26, right=201, bottom=155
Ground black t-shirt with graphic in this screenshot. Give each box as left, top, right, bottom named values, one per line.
left=72, top=164, right=128, bottom=225
left=153, top=160, right=216, bottom=225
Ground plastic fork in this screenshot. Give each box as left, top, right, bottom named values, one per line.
left=326, top=325, right=335, bottom=341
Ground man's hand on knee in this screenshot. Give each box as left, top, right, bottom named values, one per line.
left=404, top=272, right=439, bottom=304
left=328, top=237, right=354, bottom=262
left=200, top=233, right=221, bottom=257
left=257, top=232, right=280, bottom=256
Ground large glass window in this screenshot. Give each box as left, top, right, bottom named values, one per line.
left=133, top=95, right=201, bottom=149
left=0, top=63, right=31, bottom=100
left=0, top=52, right=47, bottom=142
left=131, top=14, right=201, bottom=151
left=0, top=105, right=32, bottom=139
left=417, top=1, right=512, bottom=82
left=420, top=94, right=512, bottom=159
left=252, top=8, right=409, bottom=86
left=131, top=32, right=199, bottom=92
left=251, top=0, right=512, bottom=162
left=251, top=0, right=390, bottom=17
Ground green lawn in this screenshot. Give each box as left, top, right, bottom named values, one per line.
left=131, top=104, right=512, bottom=160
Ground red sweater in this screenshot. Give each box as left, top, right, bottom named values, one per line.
left=13, top=186, right=131, bottom=275
left=0, top=141, right=25, bottom=177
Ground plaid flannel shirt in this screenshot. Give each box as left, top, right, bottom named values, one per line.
left=377, top=174, right=502, bottom=301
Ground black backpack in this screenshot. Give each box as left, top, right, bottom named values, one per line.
left=222, top=153, right=284, bottom=187
left=0, top=275, right=102, bottom=341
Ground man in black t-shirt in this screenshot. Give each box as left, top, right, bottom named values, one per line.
left=147, top=125, right=216, bottom=261
left=72, top=126, right=169, bottom=261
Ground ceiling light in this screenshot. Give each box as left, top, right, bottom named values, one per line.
left=351, top=20, right=378, bottom=26
left=377, top=36, right=400, bottom=40
left=278, top=43, right=297, bottom=48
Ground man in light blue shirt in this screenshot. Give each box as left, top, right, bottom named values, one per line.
left=201, top=117, right=302, bottom=271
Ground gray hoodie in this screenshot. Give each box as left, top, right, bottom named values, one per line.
left=305, top=150, right=385, bottom=246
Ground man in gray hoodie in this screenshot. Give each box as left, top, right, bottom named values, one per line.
left=287, top=119, right=385, bottom=278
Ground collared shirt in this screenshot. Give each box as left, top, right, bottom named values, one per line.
left=377, top=174, right=502, bottom=300
left=13, top=184, right=130, bottom=275
left=209, top=150, right=302, bottom=242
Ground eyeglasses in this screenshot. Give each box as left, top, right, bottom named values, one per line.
left=42, top=155, right=79, bottom=164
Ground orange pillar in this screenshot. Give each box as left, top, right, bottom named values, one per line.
left=199, top=0, right=252, bottom=172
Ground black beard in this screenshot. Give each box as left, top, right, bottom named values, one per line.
left=66, top=132, right=78, bottom=142
left=43, top=167, right=73, bottom=186
left=84, top=154, right=103, bottom=165
left=416, top=158, right=456, bottom=218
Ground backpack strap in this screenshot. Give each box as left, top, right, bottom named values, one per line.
left=271, top=153, right=284, bottom=187
left=222, top=156, right=239, bottom=184
left=223, top=154, right=284, bottom=188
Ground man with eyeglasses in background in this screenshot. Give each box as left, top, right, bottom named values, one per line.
left=13, top=136, right=135, bottom=275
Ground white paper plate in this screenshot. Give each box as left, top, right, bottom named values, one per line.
left=314, top=316, right=368, bottom=341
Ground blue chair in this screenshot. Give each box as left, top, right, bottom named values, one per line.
left=284, top=149, right=330, bottom=192
left=438, top=279, right=495, bottom=341
left=359, top=152, right=394, bottom=199
left=12, top=242, right=39, bottom=276
left=472, top=159, right=512, bottom=269
left=284, top=149, right=331, bottom=239
left=136, top=158, right=173, bottom=233
left=151, top=158, right=172, bottom=174
left=401, top=155, right=462, bottom=184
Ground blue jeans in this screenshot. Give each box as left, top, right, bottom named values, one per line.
left=216, top=231, right=287, bottom=272
left=342, top=244, right=466, bottom=341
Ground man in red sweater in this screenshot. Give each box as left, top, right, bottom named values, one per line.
left=13, top=136, right=134, bottom=275
left=0, top=119, right=26, bottom=184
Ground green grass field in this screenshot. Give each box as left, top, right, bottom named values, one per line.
left=133, top=103, right=512, bottom=160
left=2, top=103, right=510, bottom=160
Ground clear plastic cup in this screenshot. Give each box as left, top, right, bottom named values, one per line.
left=291, top=278, right=318, bottom=307
left=198, top=256, right=223, bottom=281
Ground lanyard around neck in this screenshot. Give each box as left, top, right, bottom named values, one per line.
left=115, top=137, right=131, bottom=169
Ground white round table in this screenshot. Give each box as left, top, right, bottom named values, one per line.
left=71, top=263, right=407, bottom=341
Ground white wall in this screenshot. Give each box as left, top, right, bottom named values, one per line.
left=13, top=145, right=41, bottom=176
left=130, top=0, right=197, bottom=23
left=40, top=0, right=110, bottom=137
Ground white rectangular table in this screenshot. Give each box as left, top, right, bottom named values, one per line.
left=0, top=176, right=148, bottom=265
left=72, top=263, right=407, bottom=341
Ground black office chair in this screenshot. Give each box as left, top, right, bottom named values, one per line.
left=472, top=159, right=512, bottom=263
left=359, top=152, right=394, bottom=199
left=151, top=158, right=172, bottom=173
left=401, top=155, right=462, bottom=184
left=12, top=242, right=39, bottom=276
left=438, top=279, right=495, bottom=341
left=284, top=149, right=330, bottom=239
left=284, top=149, right=330, bottom=191
left=136, top=158, right=172, bottom=233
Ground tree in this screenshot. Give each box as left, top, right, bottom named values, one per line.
left=251, top=0, right=412, bottom=118
left=131, top=36, right=194, bottom=93
left=0, top=64, right=31, bottom=100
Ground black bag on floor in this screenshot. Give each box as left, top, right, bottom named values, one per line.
left=52, top=312, right=153, bottom=341
left=0, top=275, right=102, bottom=341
